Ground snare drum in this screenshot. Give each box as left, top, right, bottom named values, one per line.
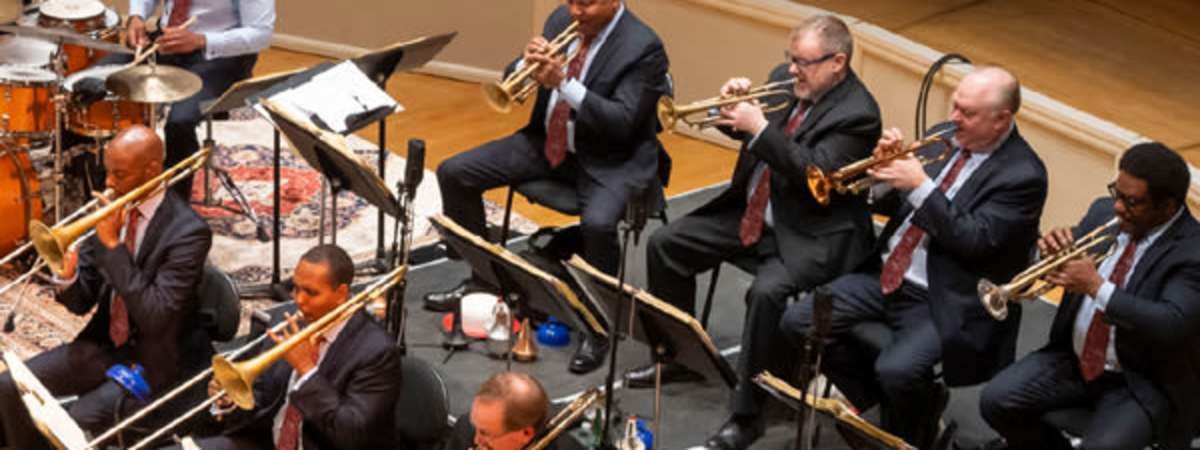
left=0, top=35, right=57, bottom=68
left=0, top=65, right=57, bottom=141
left=31, top=0, right=120, bottom=74
left=0, top=146, right=44, bottom=256
left=65, top=65, right=151, bottom=138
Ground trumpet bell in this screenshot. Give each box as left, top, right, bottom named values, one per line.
left=977, top=278, right=1010, bottom=321
left=482, top=82, right=513, bottom=114
left=805, top=165, right=832, bottom=206
left=656, top=97, right=678, bottom=131
left=28, top=221, right=66, bottom=275
left=211, top=355, right=257, bottom=410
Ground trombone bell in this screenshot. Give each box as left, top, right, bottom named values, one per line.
left=28, top=221, right=67, bottom=275
left=211, top=355, right=258, bottom=410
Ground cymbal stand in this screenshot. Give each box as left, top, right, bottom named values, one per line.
left=50, top=40, right=66, bottom=222
left=197, top=117, right=271, bottom=241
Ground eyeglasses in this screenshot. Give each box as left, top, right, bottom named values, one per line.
left=1108, top=181, right=1148, bottom=209
left=785, top=51, right=837, bottom=69
left=566, top=0, right=599, bottom=6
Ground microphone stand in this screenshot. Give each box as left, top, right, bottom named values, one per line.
left=600, top=188, right=649, bottom=448
left=795, top=288, right=832, bottom=450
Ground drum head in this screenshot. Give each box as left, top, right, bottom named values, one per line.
left=0, top=64, right=56, bottom=84
left=0, top=36, right=56, bottom=67
left=38, top=0, right=105, bottom=20
left=64, top=63, right=120, bottom=91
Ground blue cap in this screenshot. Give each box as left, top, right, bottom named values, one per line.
left=106, top=364, right=151, bottom=402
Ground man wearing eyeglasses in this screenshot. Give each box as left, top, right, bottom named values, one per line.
left=981, top=143, right=1200, bottom=450
left=628, top=15, right=881, bottom=450
left=778, top=66, right=1048, bottom=449
left=430, top=0, right=670, bottom=375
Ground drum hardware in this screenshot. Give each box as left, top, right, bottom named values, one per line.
left=805, top=125, right=957, bottom=206
left=657, top=77, right=795, bottom=130
left=483, top=20, right=580, bottom=113
left=978, top=217, right=1120, bottom=320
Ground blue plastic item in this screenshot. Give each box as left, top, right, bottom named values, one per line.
left=536, top=316, right=571, bottom=347
left=636, top=417, right=653, bottom=449
left=106, top=364, right=151, bottom=402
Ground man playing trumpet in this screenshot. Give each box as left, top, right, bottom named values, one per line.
left=779, top=66, right=1048, bottom=448
left=167, top=244, right=403, bottom=450
left=634, top=15, right=882, bottom=450
left=0, top=126, right=214, bottom=450
left=981, top=143, right=1200, bottom=450
left=430, top=0, right=670, bottom=374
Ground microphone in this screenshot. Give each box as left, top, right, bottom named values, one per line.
left=625, top=185, right=651, bottom=244
left=404, top=139, right=425, bottom=200
left=809, top=285, right=833, bottom=343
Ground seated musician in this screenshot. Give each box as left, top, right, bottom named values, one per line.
left=443, top=371, right=550, bottom=450
left=0, top=125, right=214, bottom=450
left=121, top=0, right=275, bottom=196
left=632, top=15, right=882, bottom=450
left=426, top=0, right=671, bottom=374
left=778, top=66, right=1049, bottom=449
left=981, top=143, right=1200, bottom=450
left=172, top=244, right=404, bottom=450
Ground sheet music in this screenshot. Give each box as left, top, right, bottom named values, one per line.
left=260, top=61, right=403, bottom=134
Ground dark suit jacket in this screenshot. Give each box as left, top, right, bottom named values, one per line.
left=224, top=311, right=403, bottom=450
left=1046, top=198, right=1200, bottom=449
left=695, top=65, right=882, bottom=285
left=513, top=5, right=671, bottom=193
left=59, top=190, right=213, bottom=390
left=873, top=123, right=1048, bottom=386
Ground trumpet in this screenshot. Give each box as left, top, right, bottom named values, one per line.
left=27, top=148, right=210, bottom=276
left=213, top=265, right=409, bottom=410
left=657, top=78, right=795, bottom=130
left=978, top=217, right=1120, bottom=320
left=483, top=21, right=580, bottom=113
left=805, top=125, right=956, bottom=206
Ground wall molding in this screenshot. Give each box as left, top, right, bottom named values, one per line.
left=271, top=33, right=502, bottom=83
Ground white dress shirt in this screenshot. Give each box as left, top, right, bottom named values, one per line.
left=128, top=0, right=275, bottom=60
left=879, top=126, right=1011, bottom=289
left=270, top=318, right=348, bottom=450
left=1071, top=207, right=1184, bottom=373
left=540, top=3, right=625, bottom=154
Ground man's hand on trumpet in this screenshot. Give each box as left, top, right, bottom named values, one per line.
left=527, top=50, right=567, bottom=90
left=269, top=312, right=319, bottom=376
left=867, top=128, right=929, bottom=192
left=1038, top=227, right=1104, bottom=297
left=713, top=77, right=770, bottom=135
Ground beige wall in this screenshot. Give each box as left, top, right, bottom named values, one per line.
left=272, top=0, right=1196, bottom=228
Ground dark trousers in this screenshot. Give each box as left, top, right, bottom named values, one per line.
left=980, top=350, right=1158, bottom=450
left=100, top=51, right=258, bottom=198
left=646, top=207, right=851, bottom=418
left=780, top=273, right=944, bottom=448
left=437, top=132, right=628, bottom=275
left=0, top=341, right=128, bottom=449
left=159, top=436, right=264, bottom=450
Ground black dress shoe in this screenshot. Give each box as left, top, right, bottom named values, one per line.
left=423, top=280, right=470, bottom=312
left=704, top=416, right=763, bottom=450
left=624, top=362, right=705, bottom=389
left=568, top=335, right=609, bottom=374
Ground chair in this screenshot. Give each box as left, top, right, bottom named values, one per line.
left=1040, top=408, right=1168, bottom=450
left=395, top=357, right=452, bottom=450
left=197, top=263, right=241, bottom=343
left=497, top=177, right=668, bottom=247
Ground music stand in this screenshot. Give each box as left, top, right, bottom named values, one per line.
left=754, top=372, right=917, bottom=450
left=2, top=351, right=89, bottom=450
left=428, top=214, right=609, bottom=360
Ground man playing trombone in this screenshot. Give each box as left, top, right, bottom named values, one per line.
left=633, top=15, right=882, bottom=450
left=168, top=244, right=403, bottom=450
left=430, top=0, right=670, bottom=374
left=779, top=66, right=1048, bottom=449
left=981, top=143, right=1200, bottom=450
left=0, top=125, right=215, bottom=449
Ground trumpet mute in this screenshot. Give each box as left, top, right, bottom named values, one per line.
left=512, top=317, right=538, bottom=362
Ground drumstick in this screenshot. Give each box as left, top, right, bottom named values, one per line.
left=126, top=16, right=198, bottom=68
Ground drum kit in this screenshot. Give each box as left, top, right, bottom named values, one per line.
left=0, top=0, right=201, bottom=258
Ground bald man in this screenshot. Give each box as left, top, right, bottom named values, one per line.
left=444, top=372, right=551, bottom=450
left=0, top=125, right=214, bottom=449
left=777, top=67, right=1048, bottom=449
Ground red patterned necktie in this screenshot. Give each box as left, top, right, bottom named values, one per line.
left=276, top=336, right=326, bottom=450
left=1079, top=239, right=1137, bottom=381
left=110, top=209, right=140, bottom=347
left=879, top=150, right=973, bottom=294
left=167, top=0, right=191, bottom=27
left=543, top=38, right=592, bottom=169
left=738, top=102, right=810, bottom=246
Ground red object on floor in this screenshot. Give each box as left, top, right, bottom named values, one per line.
left=440, top=313, right=521, bottom=338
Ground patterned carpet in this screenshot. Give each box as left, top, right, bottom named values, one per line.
left=0, top=111, right=538, bottom=360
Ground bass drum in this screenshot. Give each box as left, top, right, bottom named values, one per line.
left=0, top=145, right=44, bottom=256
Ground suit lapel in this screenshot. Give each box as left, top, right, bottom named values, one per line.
left=1127, top=212, right=1199, bottom=292
left=134, top=193, right=173, bottom=266
left=582, top=11, right=629, bottom=87
left=792, top=73, right=855, bottom=138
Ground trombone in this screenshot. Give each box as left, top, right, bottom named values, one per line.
left=117, top=265, right=408, bottom=450
left=657, top=78, right=795, bottom=130
left=27, top=148, right=211, bottom=276
left=483, top=21, right=580, bottom=113
left=805, top=125, right=957, bottom=206
left=978, top=217, right=1120, bottom=321
left=0, top=191, right=111, bottom=298
left=524, top=388, right=604, bottom=450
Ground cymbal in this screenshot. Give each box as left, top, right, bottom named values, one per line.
left=106, top=65, right=202, bottom=103
left=0, top=24, right=132, bottom=54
